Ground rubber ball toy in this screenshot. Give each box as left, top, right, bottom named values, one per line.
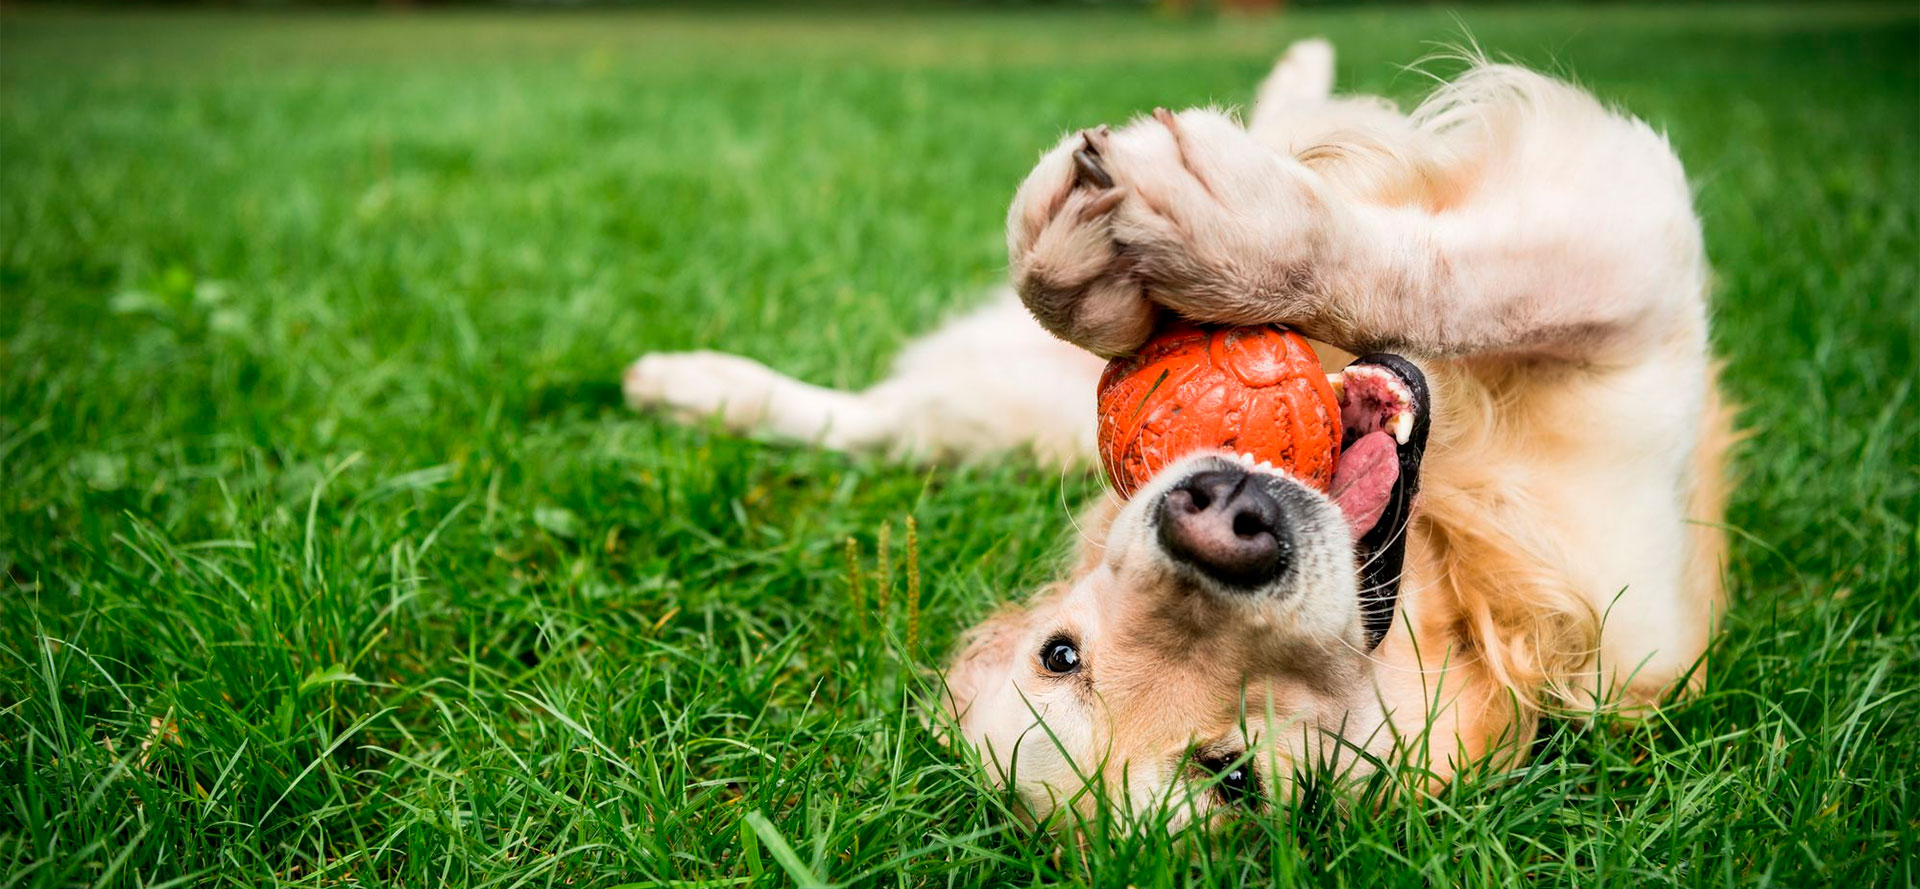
left=1097, top=322, right=1341, bottom=498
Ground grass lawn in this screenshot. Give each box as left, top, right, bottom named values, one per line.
left=2, top=3, right=1916, bottom=886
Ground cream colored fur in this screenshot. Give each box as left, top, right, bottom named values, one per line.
left=625, top=40, right=1730, bottom=826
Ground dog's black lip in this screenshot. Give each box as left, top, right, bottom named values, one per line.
left=1344, top=353, right=1431, bottom=650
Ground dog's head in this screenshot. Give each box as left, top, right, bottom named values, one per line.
left=944, top=354, right=1430, bottom=827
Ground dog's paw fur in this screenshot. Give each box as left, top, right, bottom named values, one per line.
left=1008, top=108, right=1329, bottom=355
left=623, top=351, right=781, bottom=428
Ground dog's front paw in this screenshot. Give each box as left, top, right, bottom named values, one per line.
left=1009, top=109, right=1330, bottom=354
left=623, top=351, right=779, bottom=429
left=1008, top=126, right=1156, bottom=357
left=1111, top=109, right=1329, bottom=319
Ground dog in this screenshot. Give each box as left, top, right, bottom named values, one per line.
left=624, top=40, right=1733, bottom=826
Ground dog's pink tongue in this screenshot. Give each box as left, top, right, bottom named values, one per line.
left=1331, top=431, right=1399, bottom=539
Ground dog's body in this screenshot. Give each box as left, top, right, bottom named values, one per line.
left=626, top=41, right=1731, bottom=824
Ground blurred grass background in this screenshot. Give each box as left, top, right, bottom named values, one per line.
left=2, top=3, right=1916, bottom=887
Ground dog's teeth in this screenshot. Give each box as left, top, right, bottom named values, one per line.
left=1326, top=373, right=1346, bottom=401
left=1391, top=411, right=1414, bottom=444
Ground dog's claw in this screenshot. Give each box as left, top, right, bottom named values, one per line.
left=1073, top=147, right=1114, bottom=190
left=1084, top=124, right=1111, bottom=151
left=1073, top=126, right=1115, bottom=190
left=1077, top=186, right=1125, bottom=220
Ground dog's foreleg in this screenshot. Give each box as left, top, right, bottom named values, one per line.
left=1300, top=69, right=1711, bottom=362
left=1010, top=66, right=1706, bottom=364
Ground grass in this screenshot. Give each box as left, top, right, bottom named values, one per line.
left=1, top=3, right=1915, bottom=886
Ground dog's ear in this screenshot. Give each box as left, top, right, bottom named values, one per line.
left=941, top=604, right=1028, bottom=728
left=938, top=586, right=1068, bottom=759
left=943, top=494, right=1107, bottom=741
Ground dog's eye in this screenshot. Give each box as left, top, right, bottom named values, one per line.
left=1039, top=635, right=1080, bottom=675
left=1199, top=753, right=1260, bottom=807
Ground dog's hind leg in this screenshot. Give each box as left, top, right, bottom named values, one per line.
left=623, top=350, right=895, bottom=452
left=625, top=290, right=1103, bottom=465
left=1246, top=39, right=1419, bottom=163
left=1247, top=38, right=1335, bottom=136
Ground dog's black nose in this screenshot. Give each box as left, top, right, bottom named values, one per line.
left=1157, top=467, right=1290, bottom=588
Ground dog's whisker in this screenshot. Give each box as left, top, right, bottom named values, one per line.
left=1353, top=495, right=1419, bottom=576
left=1059, top=457, right=1105, bottom=550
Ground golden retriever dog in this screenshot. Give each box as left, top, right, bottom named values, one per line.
left=624, top=40, right=1733, bottom=826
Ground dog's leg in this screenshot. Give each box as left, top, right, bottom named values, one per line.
left=625, top=292, right=1104, bottom=464
left=624, top=350, right=894, bottom=452
left=1246, top=41, right=1438, bottom=201
left=1247, top=38, right=1335, bottom=135
left=1010, top=65, right=1707, bottom=363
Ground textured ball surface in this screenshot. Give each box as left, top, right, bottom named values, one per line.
left=1098, top=322, right=1341, bottom=498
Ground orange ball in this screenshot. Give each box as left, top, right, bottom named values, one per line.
left=1097, top=322, right=1341, bottom=498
